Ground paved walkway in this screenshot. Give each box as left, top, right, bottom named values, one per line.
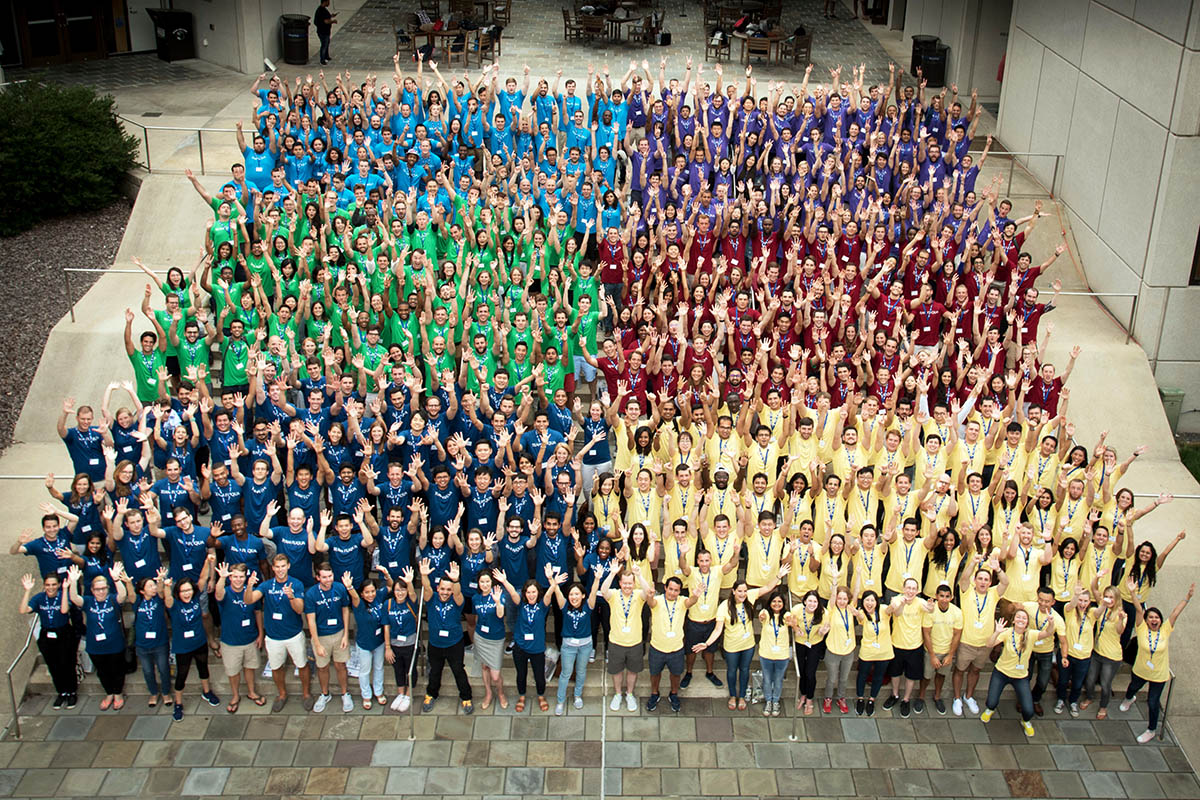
left=3, top=686, right=1197, bottom=799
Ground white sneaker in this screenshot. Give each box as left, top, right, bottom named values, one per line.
left=555, top=702, right=564, bottom=716
left=1054, top=700, right=1065, bottom=714
left=313, top=694, right=331, bottom=713
left=398, top=694, right=411, bottom=713
left=390, top=695, right=404, bottom=711
left=1120, top=697, right=1135, bottom=712
left=588, top=651, right=595, bottom=663
left=625, top=693, right=637, bottom=712
left=1070, top=703, right=1080, bottom=718
left=574, top=696, right=584, bottom=710
left=952, top=698, right=963, bottom=717
left=341, top=693, right=353, bottom=713
left=965, top=696, right=980, bottom=715
left=1137, top=729, right=1156, bottom=744
left=610, top=694, right=622, bottom=712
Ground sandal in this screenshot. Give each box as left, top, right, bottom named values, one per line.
left=376, top=695, right=387, bottom=706
left=804, top=699, right=814, bottom=716
left=1097, top=708, right=1108, bottom=720
left=226, top=699, right=240, bottom=714
left=100, top=696, right=113, bottom=711
left=148, top=697, right=158, bottom=708
left=727, top=697, right=737, bottom=710
left=516, top=696, right=526, bottom=712
left=737, top=698, right=747, bottom=711
left=481, top=696, right=493, bottom=711
left=363, top=699, right=372, bottom=710
left=112, top=696, right=125, bottom=711
left=537, top=696, right=549, bottom=712
left=1079, top=699, right=1092, bottom=710
left=248, top=694, right=267, bottom=707
left=499, top=695, right=509, bottom=709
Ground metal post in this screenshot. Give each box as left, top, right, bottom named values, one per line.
left=5, top=620, right=36, bottom=740
left=64, top=270, right=75, bottom=323
left=1127, top=294, right=1138, bottom=346
left=406, top=590, right=425, bottom=740
left=143, top=127, right=151, bottom=173
left=198, top=130, right=205, bottom=176
left=788, top=642, right=801, bottom=742
left=1159, top=671, right=1175, bottom=741
left=1050, top=155, right=1060, bottom=198
left=5, top=672, right=19, bottom=740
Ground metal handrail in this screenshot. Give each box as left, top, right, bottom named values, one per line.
left=1055, top=290, right=1139, bottom=346
left=63, top=267, right=167, bottom=324
left=1161, top=669, right=1176, bottom=742
left=5, top=619, right=38, bottom=740
left=117, top=115, right=239, bottom=177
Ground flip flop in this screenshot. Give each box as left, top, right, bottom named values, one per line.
left=537, top=696, right=549, bottom=712
left=112, top=696, right=125, bottom=711
left=363, top=699, right=372, bottom=710
left=226, top=699, right=240, bottom=714
left=100, top=696, right=113, bottom=711
left=248, top=694, right=267, bottom=707
left=516, top=696, right=526, bottom=712
left=148, top=697, right=158, bottom=708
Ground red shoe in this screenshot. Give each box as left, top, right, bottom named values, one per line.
left=822, top=698, right=832, bottom=714
left=837, top=698, right=850, bottom=714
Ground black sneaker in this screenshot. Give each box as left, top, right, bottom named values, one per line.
left=646, top=693, right=660, bottom=712
left=668, top=693, right=681, bottom=712
left=882, top=695, right=899, bottom=711
left=705, top=672, right=723, bottom=687
left=913, top=698, right=926, bottom=715
left=934, top=698, right=946, bottom=715
left=52, top=694, right=65, bottom=710
left=66, top=694, right=77, bottom=709
left=680, top=673, right=692, bottom=689
left=866, top=698, right=876, bottom=717
left=900, top=700, right=911, bottom=718
left=504, top=641, right=514, bottom=655
left=855, top=698, right=865, bottom=716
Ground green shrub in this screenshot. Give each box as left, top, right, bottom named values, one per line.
left=0, top=82, right=139, bottom=237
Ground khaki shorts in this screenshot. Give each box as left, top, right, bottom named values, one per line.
left=222, top=641, right=262, bottom=677
left=925, top=651, right=952, bottom=679
left=314, top=631, right=350, bottom=668
left=956, top=642, right=993, bottom=671
left=265, top=632, right=307, bottom=670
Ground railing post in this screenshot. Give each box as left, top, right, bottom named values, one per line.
left=64, top=270, right=75, bottom=323
left=143, top=127, right=151, bottom=173
left=198, top=129, right=205, bottom=176
left=1127, top=294, right=1138, bottom=346
left=1051, top=155, right=1060, bottom=198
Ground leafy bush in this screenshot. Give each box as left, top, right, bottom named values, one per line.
left=0, top=82, right=139, bottom=237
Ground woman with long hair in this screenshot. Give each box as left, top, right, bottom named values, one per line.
left=853, top=589, right=894, bottom=716
left=384, top=567, right=420, bottom=713
left=1120, top=580, right=1194, bottom=742
left=550, top=566, right=601, bottom=715
left=787, top=589, right=827, bottom=715
left=979, top=607, right=1054, bottom=737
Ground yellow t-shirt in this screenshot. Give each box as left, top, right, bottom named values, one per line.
left=1079, top=540, right=1118, bottom=596
left=791, top=606, right=826, bottom=647
left=593, top=491, right=622, bottom=535
left=1063, top=606, right=1096, bottom=658
left=818, top=550, right=850, bottom=600
left=1056, top=495, right=1089, bottom=539
left=1132, top=620, right=1172, bottom=682
left=825, top=604, right=857, bottom=656
left=923, top=548, right=964, bottom=598
left=995, top=628, right=1036, bottom=679
left=625, top=487, right=662, bottom=530
left=1022, top=602, right=1063, bottom=654
left=845, top=486, right=881, bottom=534
left=605, top=588, right=645, bottom=647
left=661, top=533, right=697, bottom=579
left=1094, top=607, right=1124, bottom=661
left=745, top=530, right=784, bottom=587
left=812, top=492, right=847, bottom=546
left=706, top=486, right=741, bottom=528
left=703, top=531, right=740, bottom=590
left=884, top=489, right=920, bottom=529
left=745, top=440, right=781, bottom=482
left=957, top=489, right=990, bottom=531
left=649, top=596, right=686, bottom=653
left=960, top=587, right=999, bottom=647
left=1049, top=553, right=1081, bottom=603
left=923, top=603, right=963, bottom=654
left=787, top=539, right=820, bottom=597
left=853, top=543, right=886, bottom=595
left=992, top=501, right=1022, bottom=547
left=1028, top=450, right=1061, bottom=491
left=665, top=484, right=701, bottom=527
left=705, top=433, right=743, bottom=475
left=958, top=438, right=987, bottom=476
left=890, top=599, right=926, bottom=650
left=858, top=610, right=894, bottom=661
left=885, top=537, right=927, bottom=592
left=687, top=569, right=722, bottom=622
left=757, top=612, right=793, bottom=660
left=1003, top=544, right=1043, bottom=602
left=716, top=598, right=757, bottom=652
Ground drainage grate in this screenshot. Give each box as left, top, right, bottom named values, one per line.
left=142, top=112, right=162, bottom=117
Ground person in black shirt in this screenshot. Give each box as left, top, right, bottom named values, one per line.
left=315, top=0, right=337, bottom=65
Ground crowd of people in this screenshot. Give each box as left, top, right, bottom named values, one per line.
left=13, top=55, right=1193, bottom=743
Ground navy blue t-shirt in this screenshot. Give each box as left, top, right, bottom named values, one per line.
left=169, top=598, right=207, bottom=653
left=218, top=586, right=260, bottom=647
left=304, top=582, right=350, bottom=635
left=260, top=576, right=305, bottom=640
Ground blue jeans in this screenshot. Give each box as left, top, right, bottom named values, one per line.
left=1125, top=674, right=1165, bottom=730
left=1056, top=654, right=1090, bottom=704
left=856, top=659, right=888, bottom=698
left=136, top=643, right=171, bottom=696
left=1029, top=650, right=1054, bottom=702
left=557, top=640, right=594, bottom=704
left=724, top=647, right=753, bottom=699
left=356, top=643, right=385, bottom=700
left=760, top=657, right=789, bottom=703
left=985, top=670, right=1034, bottom=721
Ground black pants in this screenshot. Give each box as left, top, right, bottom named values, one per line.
left=174, top=645, right=210, bottom=692
left=318, top=31, right=331, bottom=63
left=91, top=651, right=126, bottom=696
left=37, top=628, right=78, bottom=695
left=591, top=597, right=611, bottom=651
left=795, top=641, right=826, bottom=698
left=426, top=639, right=472, bottom=701
left=390, top=643, right=417, bottom=690
left=513, top=646, right=547, bottom=696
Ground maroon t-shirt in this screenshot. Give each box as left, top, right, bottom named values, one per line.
left=911, top=301, right=948, bottom=345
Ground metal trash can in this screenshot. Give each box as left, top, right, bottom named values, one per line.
left=1161, top=387, right=1185, bottom=434
left=921, top=44, right=949, bottom=87
left=146, top=9, right=195, bottom=62
left=280, top=14, right=311, bottom=65
left=910, top=34, right=939, bottom=76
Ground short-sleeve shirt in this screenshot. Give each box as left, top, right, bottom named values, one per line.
left=923, top=602, right=964, bottom=653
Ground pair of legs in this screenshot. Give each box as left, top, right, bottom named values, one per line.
left=1083, top=653, right=1121, bottom=714
left=1057, top=654, right=1090, bottom=705
left=954, top=665, right=984, bottom=700
left=824, top=650, right=854, bottom=701
left=355, top=643, right=386, bottom=706
left=857, top=660, right=888, bottom=701
left=266, top=633, right=312, bottom=707
left=222, top=642, right=263, bottom=711
left=426, top=639, right=472, bottom=703
left=39, top=630, right=79, bottom=698
left=557, top=640, right=593, bottom=705
left=512, top=646, right=547, bottom=705
left=648, top=647, right=684, bottom=700
left=724, top=647, right=753, bottom=707
left=761, top=657, right=789, bottom=704
left=91, top=650, right=126, bottom=709
left=984, top=671, right=1034, bottom=722
left=795, top=641, right=826, bottom=709
left=1124, top=674, right=1165, bottom=731
left=917, top=653, right=951, bottom=703
left=173, top=645, right=214, bottom=708
left=314, top=633, right=350, bottom=699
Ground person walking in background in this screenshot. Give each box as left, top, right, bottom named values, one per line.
left=314, top=0, right=337, bottom=66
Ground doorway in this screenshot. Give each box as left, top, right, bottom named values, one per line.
left=15, top=0, right=106, bottom=66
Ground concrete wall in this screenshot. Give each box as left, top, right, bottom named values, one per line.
left=998, top=0, right=1200, bottom=432
left=901, top=0, right=1012, bottom=103
left=172, top=0, right=311, bottom=73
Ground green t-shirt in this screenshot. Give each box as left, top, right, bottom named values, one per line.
left=128, top=349, right=166, bottom=403
left=153, top=310, right=188, bottom=358
left=540, top=360, right=568, bottom=403
left=176, top=337, right=209, bottom=378
left=221, top=337, right=251, bottom=387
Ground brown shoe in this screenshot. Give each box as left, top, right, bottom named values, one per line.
left=1033, top=702, right=1044, bottom=717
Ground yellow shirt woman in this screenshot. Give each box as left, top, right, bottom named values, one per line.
left=923, top=548, right=964, bottom=598
left=817, top=549, right=851, bottom=600
left=757, top=610, right=793, bottom=661
left=1063, top=605, right=1097, bottom=659
left=716, top=597, right=758, bottom=652
left=825, top=603, right=857, bottom=656
left=857, top=608, right=894, bottom=661
left=1094, top=606, right=1125, bottom=661
left=1027, top=503, right=1056, bottom=542
left=791, top=606, right=826, bottom=647
left=994, top=628, right=1037, bottom=679
left=593, top=490, right=622, bottom=536
left=1049, top=552, right=1082, bottom=603
left=1119, top=564, right=1155, bottom=605
left=784, top=492, right=813, bottom=537
left=1132, top=621, right=1172, bottom=682
left=745, top=530, right=784, bottom=588
left=992, top=500, right=1022, bottom=548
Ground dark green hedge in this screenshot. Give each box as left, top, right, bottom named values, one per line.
left=0, top=82, right=139, bottom=237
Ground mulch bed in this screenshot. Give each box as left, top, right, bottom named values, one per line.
left=0, top=201, right=131, bottom=452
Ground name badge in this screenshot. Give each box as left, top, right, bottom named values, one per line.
left=622, top=625, right=632, bottom=634
left=46, top=631, right=57, bottom=639
left=524, top=633, right=534, bottom=641
left=439, top=629, right=450, bottom=637
left=1024, top=574, right=1033, bottom=582
left=95, top=633, right=106, bottom=641
left=864, top=579, right=875, bottom=586
left=772, top=645, right=783, bottom=654
left=272, top=612, right=283, bottom=620
left=1145, top=660, right=1155, bottom=670
left=388, top=561, right=398, bottom=569
left=182, top=563, right=193, bottom=572
left=89, top=458, right=100, bottom=466
left=468, top=582, right=478, bottom=589
left=1073, top=642, right=1084, bottom=651
left=974, top=620, right=985, bottom=628
left=479, top=625, right=489, bottom=634
left=134, top=559, right=147, bottom=568
left=183, top=630, right=195, bottom=638
left=871, top=641, right=880, bottom=648
left=241, top=619, right=251, bottom=627
left=326, top=618, right=337, bottom=626
left=700, top=604, right=710, bottom=611
left=665, top=630, right=676, bottom=638
left=81, top=525, right=92, bottom=533
left=902, top=572, right=912, bottom=579
left=1013, top=663, right=1025, bottom=672
left=145, top=631, right=157, bottom=639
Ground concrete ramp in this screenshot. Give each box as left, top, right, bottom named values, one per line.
left=13, top=173, right=216, bottom=444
